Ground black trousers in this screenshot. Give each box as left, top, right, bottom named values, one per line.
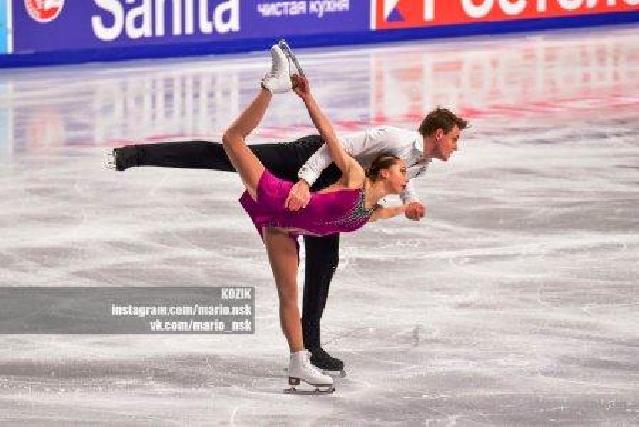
left=128, top=135, right=341, bottom=350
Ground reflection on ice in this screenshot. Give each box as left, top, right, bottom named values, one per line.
left=1, top=26, right=638, bottom=153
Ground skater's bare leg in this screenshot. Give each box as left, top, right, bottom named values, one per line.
left=264, top=227, right=303, bottom=352
left=221, top=89, right=271, bottom=200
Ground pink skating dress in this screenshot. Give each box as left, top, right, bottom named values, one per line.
left=238, top=170, right=374, bottom=250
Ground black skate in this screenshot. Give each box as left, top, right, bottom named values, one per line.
left=310, top=347, right=346, bottom=378
left=106, top=146, right=138, bottom=171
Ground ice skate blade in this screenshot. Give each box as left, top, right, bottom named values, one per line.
left=278, top=39, right=305, bottom=77
left=285, top=377, right=334, bottom=394
left=283, top=385, right=335, bottom=395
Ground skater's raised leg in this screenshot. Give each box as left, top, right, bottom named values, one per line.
left=110, top=141, right=233, bottom=171
left=220, top=42, right=301, bottom=200
left=109, top=137, right=323, bottom=179
left=110, top=43, right=295, bottom=173
left=221, top=88, right=271, bottom=200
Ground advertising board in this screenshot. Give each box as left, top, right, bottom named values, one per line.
left=12, top=1, right=369, bottom=52
left=373, top=0, right=639, bottom=30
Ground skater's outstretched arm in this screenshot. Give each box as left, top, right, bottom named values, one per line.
left=292, top=75, right=363, bottom=183
left=369, top=204, right=409, bottom=222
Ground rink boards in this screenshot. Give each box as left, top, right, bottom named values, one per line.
left=0, top=0, right=638, bottom=67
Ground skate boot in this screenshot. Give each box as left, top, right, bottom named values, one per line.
left=285, top=350, right=334, bottom=394
left=261, top=45, right=292, bottom=94
left=310, top=347, right=346, bottom=378
left=106, top=146, right=139, bottom=171
left=278, top=38, right=305, bottom=77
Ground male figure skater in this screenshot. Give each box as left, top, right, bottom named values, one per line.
left=109, top=43, right=467, bottom=375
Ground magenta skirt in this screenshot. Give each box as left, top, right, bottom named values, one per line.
left=238, top=170, right=301, bottom=251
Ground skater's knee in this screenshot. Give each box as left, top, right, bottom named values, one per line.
left=222, top=129, right=243, bottom=147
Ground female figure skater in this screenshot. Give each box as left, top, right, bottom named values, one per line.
left=222, top=46, right=410, bottom=391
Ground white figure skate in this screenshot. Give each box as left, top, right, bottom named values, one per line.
left=261, top=45, right=293, bottom=94
left=284, top=350, right=335, bottom=395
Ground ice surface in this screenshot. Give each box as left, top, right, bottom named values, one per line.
left=0, top=25, right=638, bottom=425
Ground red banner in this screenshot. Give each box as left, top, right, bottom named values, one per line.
left=373, top=0, right=639, bottom=30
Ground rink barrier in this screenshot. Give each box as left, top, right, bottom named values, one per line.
left=0, top=8, right=638, bottom=68
left=0, top=0, right=7, bottom=54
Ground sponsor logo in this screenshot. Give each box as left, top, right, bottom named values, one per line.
left=256, top=0, right=350, bottom=18
left=24, top=0, right=65, bottom=23
left=378, top=0, right=432, bottom=26
left=91, top=0, right=239, bottom=42
left=13, top=0, right=367, bottom=53
left=373, top=0, right=639, bottom=30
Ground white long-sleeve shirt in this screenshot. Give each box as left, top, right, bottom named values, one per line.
left=298, top=126, right=430, bottom=203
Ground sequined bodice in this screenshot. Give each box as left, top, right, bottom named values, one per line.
left=324, top=189, right=374, bottom=228
left=239, top=170, right=375, bottom=244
